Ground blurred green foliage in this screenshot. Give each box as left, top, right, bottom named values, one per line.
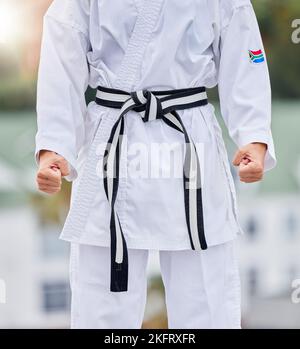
left=0, top=79, right=36, bottom=110
left=0, top=0, right=299, bottom=111
left=252, top=0, right=300, bottom=98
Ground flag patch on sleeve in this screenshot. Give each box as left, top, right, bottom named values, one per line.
left=249, top=49, right=265, bottom=64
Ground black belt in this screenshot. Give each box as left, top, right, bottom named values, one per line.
left=95, top=86, right=208, bottom=292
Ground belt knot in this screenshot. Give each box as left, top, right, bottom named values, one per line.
left=130, top=90, right=163, bottom=122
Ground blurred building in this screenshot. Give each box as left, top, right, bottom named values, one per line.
left=236, top=101, right=300, bottom=328
left=0, top=113, right=70, bottom=328
left=0, top=207, right=70, bottom=328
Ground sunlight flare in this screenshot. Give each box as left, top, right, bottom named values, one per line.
left=0, top=1, right=20, bottom=44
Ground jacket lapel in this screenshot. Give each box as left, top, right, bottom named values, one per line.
left=113, top=0, right=165, bottom=91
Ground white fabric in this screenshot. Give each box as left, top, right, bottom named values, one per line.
left=35, top=0, right=277, bottom=250
left=70, top=241, right=241, bottom=329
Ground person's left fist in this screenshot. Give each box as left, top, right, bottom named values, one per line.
left=232, top=143, right=267, bottom=183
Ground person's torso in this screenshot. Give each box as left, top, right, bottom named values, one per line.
left=86, top=0, right=218, bottom=90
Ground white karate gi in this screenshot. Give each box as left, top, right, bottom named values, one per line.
left=70, top=241, right=241, bottom=329
left=35, top=0, right=276, bottom=328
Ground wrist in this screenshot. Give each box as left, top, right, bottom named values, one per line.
left=251, top=142, right=267, bottom=149
left=38, top=149, right=57, bottom=163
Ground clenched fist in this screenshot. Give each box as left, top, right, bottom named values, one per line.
left=232, top=143, right=267, bottom=183
left=36, top=150, right=70, bottom=194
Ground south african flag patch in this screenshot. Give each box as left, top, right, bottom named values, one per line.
left=249, top=49, right=265, bottom=64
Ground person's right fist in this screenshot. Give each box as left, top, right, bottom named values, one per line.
left=36, top=150, right=70, bottom=195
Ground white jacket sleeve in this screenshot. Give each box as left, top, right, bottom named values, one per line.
left=218, top=0, right=276, bottom=171
left=35, top=0, right=90, bottom=181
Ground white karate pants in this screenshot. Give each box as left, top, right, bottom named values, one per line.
left=69, top=241, right=241, bottom=329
